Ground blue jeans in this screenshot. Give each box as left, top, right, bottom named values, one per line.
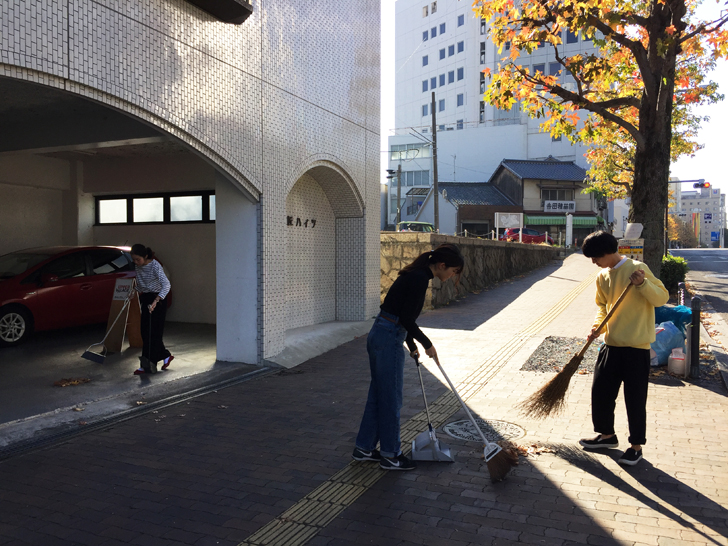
left=355, top=311, right=407, bottom=458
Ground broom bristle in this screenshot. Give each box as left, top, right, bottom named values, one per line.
left=517, top=354, right=583, bottom=419
left=486, top=445, right=519, bottom=482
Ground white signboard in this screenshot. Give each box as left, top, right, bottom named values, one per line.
left=113, top=278, right=135, bottom=301
left=618, top=238, right=644, bottom=262
left=544, top=201, right=575, bottom=212
left=495, top=213, right=522, bottom=228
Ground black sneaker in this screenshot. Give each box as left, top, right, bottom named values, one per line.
left=618, top=448, right=643, bottom=466
left=352, top=447, right=381, bottom=462
left=379, top=453, right=416, bottom=471
left=579, top=435, right=619, bottom=450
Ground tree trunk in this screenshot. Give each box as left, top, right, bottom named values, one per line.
left=629, top=100, right=672, bottom=277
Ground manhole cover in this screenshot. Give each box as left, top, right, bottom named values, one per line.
left=443, top=419, right=526, bottom=442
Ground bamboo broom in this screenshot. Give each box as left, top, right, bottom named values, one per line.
left=518, top=283, right=633, bottom=419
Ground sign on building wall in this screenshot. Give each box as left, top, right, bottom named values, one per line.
left=618, top=239, right=644, bottom=262
left=544, top=201, right=575, bottom=212
left=712, top=231, right=720, bottom=242
left=704, top=213, right=712, bottom=222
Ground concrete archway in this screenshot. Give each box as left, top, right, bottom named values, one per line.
left=284, top=160, right=366, bottom=332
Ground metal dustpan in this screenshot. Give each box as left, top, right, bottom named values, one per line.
left=412, top=426, right=454, bottom=462
left=411, top=355, right=455, bottom=462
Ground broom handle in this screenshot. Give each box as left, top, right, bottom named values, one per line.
left=433, top=356, right=497, bottom=449
left=577, top=283, right=633, bottom=358
left=413, top=356, right=433, bottom=428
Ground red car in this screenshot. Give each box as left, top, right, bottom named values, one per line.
left=499, top=228, right=554, bottom=245
left=0, top=246, right=136, bottom=346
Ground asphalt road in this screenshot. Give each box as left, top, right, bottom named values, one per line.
left=671, top=248, right=728, bottom=319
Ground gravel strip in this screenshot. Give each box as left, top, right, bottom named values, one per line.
left=520, top=336, right=602, bottom=374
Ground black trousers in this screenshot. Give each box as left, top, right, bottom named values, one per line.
left=591, top=344, right=650, bottom=446
left=140, top=292, right=171, bottom=365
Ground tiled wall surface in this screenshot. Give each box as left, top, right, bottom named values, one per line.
left=0, top=0, right=380, bottom=361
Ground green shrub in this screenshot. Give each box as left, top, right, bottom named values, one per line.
left=660, top=254, right=689, bottom=293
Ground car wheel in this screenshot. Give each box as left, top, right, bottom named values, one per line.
left=0, top=306, right=33, bottom=346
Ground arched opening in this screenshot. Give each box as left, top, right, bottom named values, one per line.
left=284, top=162, right=365, bottom=331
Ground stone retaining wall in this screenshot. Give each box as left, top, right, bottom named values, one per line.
left=380, top=233, right=558, bottom=308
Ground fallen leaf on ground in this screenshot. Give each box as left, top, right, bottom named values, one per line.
left=54, top=378, right=91, bottom=387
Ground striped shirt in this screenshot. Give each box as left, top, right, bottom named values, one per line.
left=135, top=259, right=171, bottom=299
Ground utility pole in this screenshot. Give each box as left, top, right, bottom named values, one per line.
left=396, top=163, right=402, bottom=226
left=430, top=92, right=439, bottom=232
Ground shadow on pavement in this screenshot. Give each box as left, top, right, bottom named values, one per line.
left=418, top=260, right=566, bottom=332
left=548, top=443, right=728, bottom=545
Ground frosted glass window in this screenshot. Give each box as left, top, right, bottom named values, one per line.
left=98, top=199, right=127, bottom=224
left=133, top=198, right=164, bottom=222
left=170, top=196, right=203, bottom=221
left=209, top=195, right=216, bottom=220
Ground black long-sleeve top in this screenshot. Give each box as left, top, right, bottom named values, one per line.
left=380, top=267, right=433, bottom=353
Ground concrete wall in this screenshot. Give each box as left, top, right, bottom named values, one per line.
left=380, top=233, right=557, bottom=308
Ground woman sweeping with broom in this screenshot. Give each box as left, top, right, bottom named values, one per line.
left=352, top=244, right=464, bottom=471
left=577, top=232, right=668, bottom=466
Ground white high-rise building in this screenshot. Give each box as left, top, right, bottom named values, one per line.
left=387, top=0, right=597, bottom=225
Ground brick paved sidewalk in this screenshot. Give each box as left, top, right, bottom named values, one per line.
left=1, top=254, right=726, bottom=546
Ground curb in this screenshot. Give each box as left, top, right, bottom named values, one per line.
left=696, top=299, right=728, bottom=392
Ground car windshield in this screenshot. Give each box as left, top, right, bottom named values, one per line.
left=0, top=252, right=55, bottom=278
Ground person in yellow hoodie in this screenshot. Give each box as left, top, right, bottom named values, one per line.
left=578, top=231, right=669, bottom=466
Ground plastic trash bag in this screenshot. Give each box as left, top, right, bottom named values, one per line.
left=651, top=321, right=685, bottom=366
left=654, top=305, right=692, bottom=335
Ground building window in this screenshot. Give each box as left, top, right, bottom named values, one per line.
left=458, top=14, right=464, bottom=26
left=390, top=144, right=432, bottom=160
left=505, top=41, right=511, bottom=50
left=551, top=135, right=562, bottom=142
left=480, top=71, right=486, bottom=93
left=457, top=67, right=464, bottom=80
left=457, top=93, right=464, bottom=106
left=423, top=5, right=428, bottom=17
left=423, top=30, right=429, bottom=41
left=480, top=42, right=486, bottom=64
left=423, top=55, right=429, bottom=66
left=479, top=101, right=485, bottom=122
left=440, top=23, right=446, bottom=34
left=584, top=33, right=593, bottom=41
left=457, top=41, right=464, bottom=54
left=431, top=1, right=437, bottom=13
left=456, top=119, right=464, bottom=130
left=542, top=189, right=574, bottom=201
left=448, top=44, right=455, bottom=56
left=439, top=74, right=445, bottom=86
left=422, top=80, right=428, bottom=92
left=439, top=99, right=445, bottom=111
left=439, top=48, right=446, bottom=60
left=549, top=62, right=561, bottom=76
left=439, top=124, right=445, bottom=130
left=422, top=104, right=429, bottom=117
left=431, top=76, right=437, bottom=89
left=97, top=192, right=215, bottom=225
left=566, top=30, right=578, bottom=43
left=533, top=63, right=545, bottom=74
left=431, top=27, right=437, bottom=38
left=400, top=170, right=430, bottom=186
left=448, top=70, right=455, bottom=83
left=480, top=18, right=486, bottom=35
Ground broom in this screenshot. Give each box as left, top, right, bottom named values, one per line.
left=517, top=283, right=633, bottom=419
left=433, top=357, right=519, bottom=482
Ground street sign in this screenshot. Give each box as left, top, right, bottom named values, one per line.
left=712, top=231, right=719, bottom=242
left=618, top=238, right=644, bottom=261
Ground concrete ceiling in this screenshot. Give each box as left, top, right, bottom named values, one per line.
left=0, top=77, right=189, bottom=158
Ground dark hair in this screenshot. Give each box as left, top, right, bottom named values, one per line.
left=130, top=244, right=154, bottom=260
left=400, top=243, right=465, bottom=276
left=581, top=231, right=618, bottom=258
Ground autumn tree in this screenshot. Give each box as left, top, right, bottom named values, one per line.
left=475, top=0, right=728, bottom=273
left=668, top=213, right=698, bottom=247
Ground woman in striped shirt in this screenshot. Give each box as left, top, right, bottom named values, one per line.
left=130, top=244, right=173, bottom=375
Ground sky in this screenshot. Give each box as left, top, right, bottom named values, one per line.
left=380, top=0, right=728, bottom=193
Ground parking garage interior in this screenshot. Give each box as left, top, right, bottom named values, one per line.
left=0, top=77, right=237, bottom=435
